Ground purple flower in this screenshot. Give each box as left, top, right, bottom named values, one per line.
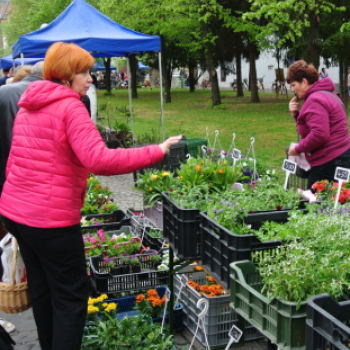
left=207, top=149, right=212, bottom=154
left=93, top=222, right=100, bottom=226
left=217, top=209, right=223, bottom=213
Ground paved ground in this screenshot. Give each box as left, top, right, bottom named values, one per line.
left=1, top=173, right=271, bottom=349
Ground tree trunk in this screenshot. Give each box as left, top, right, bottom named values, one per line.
left=160, top=36, right=172, bottom=103
left=304, top=11, right=321, bottom=70
left=205, top=49, right=221, bottom=106
left=248, top=41, right=260, bottom=103
left=236, top=52, right=244, bottom=97
left=188, top=58, right=197, bottom=93
left=130, top=55, right=138, bottom=99
left=104, top=57, right=111, bottom=95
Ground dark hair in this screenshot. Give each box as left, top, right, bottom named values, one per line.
left=286, top=60, right=319, bottom=84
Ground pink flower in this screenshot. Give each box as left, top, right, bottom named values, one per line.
left=90, top=237, right=98, bottom=244
left=93, top=222, right=100, bottom=226
left=113, top=245, right=120, bottom=249
left=110, top=238, right=117, bottom=242
left=97, top=229, right=104, bottom=236
left=87, top=233, right=91, bottom=239
left=100, top=234, right=106, bottom=243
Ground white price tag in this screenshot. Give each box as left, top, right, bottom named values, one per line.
left=225, top=325, right=243, bottom=349
left=282, top=159, right=297, bottom=174
left=334, top=167, right=350, bottom=183
left=282, top=159, right=297, bottom=191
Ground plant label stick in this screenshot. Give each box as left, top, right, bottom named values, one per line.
left=186, top=153, right=191, bottom=160
left=225, top=325, right=243, bottom=349
left=282, top=159, right=297, bottom=191
left=174, top=274, right=188, bottom=308
left=334, top=167, right=350, bottom=209
left=189, top=298, right=210, bottom=350
left=161, top=288, right=171, bottom=334
left=232, top=148, right=241, bottom=167
left=201, top=145, right=207, bottom=157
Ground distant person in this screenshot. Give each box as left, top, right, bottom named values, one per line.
left=0, top=41, right=181, bottom=350
left=120, top=71, right=125, bottom=82
left=319, top=67, right=328, bottom=79
left=86, top=83, right=97, bottom=123
left=0, top=68, right=14, bottom=86
left=287, top=60, right=350, bottom=189
left=91, top=73, right=98, bottom=89
left=12, top=67, right=32, bottom=83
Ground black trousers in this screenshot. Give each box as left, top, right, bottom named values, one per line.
left=2, top=217, right=88, bottom=350
left=307, top=148, right=350, bottom=189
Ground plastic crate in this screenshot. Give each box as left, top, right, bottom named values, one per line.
left=101, top=286, right=184, bottom=332
left=288, top=174, right=308, bottom=191
left=306, top=294, right=350, bottom=350
left=89, top=254, right=169, bottom=294
left=143, top=201, right=163, bottom=230
left=162, top=192, right=201, bottom=260
left=200, top=212, right=281, bottom=289
left=182, top=138, right=208, bottom=158
left=243, top=209, right=291, bottom=230
left=229, top=260, right=307, bottom=350
left=82, top=210, right=130, bottom=231
left=141, top=226, right=164, bottom=252
left=173, top=268, right=263, bottom=347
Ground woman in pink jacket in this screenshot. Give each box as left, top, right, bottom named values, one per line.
left=287, top=60, right=350, bottom=189
left=0, top=42, right=181, bottom=350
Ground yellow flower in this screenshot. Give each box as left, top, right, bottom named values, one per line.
left=102, top=303, right=108, bottom=307
left=152, top=175, right=159, bottom=180
left=161, top=172, right=170, bottom=177
left=88, top=298, right=97, bottom=305
left=149, top=187, right=153, bottom=192
left=88, top=176, right=94, bottom=181
left=87, top=305, right=99, bottom=314
left=105, top=302, right=117, bottom=312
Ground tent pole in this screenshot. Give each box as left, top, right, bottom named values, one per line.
left=20, top=53, right=24, bottom=66
left=126, top=56, right=134, bottom=143
left=12, top=58, right=15, bottom=69
left=158, top=52, right=164, bottom=141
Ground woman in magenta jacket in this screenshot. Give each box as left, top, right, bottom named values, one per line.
left=287, top=60, right=350, bottom=189
left=0, top=42, right=181, bottom=350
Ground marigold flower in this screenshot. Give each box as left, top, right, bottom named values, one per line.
left=200, top=285, right=209, bottom=292
left=207, top=292, right=216, bottom=298
left=208, top=285, right=217, bottom=293
left=206, top=276, right=216, bottom=284
left=152, top=175, right=159, bottom=180
left=218, top=168, right=224, bottom=174
left=147, top=289, right=158, bottom=297
left=149, top=187, right=153, bottom=191
left=194, top=165, right=202, bottom=173
left=95, top=185, right=100, bottom=190
left=161, top=172, right=170, bottom=177
left=194, top=266, right=204, bottom=271
left=136, top=294, right=145, bottom=302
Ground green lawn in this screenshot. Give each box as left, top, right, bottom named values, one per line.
left=96, top=87, right=349, bottom=173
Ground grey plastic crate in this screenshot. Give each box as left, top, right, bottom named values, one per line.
left=173, top=267, right=263, bottom=347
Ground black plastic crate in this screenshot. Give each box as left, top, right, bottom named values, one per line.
left=89, top=255, right=169, bottom=294
left=306, top=294, right=350, bottom=350
left=142, top=226, right=164, bottom=251
left=162, top=192, right=201, bottom=260
left=244, top=209, right=291, bottom=230
left=82, top=209, right=130, bottom=231
left=200, top=212, right=281, bottom=288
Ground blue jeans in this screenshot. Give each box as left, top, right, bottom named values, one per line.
left=307, top=148, right=350, bottom=189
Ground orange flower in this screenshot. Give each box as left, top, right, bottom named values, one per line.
left=206, top=276, right=216, bottom=284
left=188, top=281, right=195, bottom=287
left=208, top=285, right=217, bottom=293
left=200, top=285, right=209, bottom=292
left=207, top=292, right=216, bottom=297
left=194, top=266, right=204, bottom=271
left=194, top=165, right=202, bottom=173
left=147, top=289, right=158, bottom=297
left=193, top=283, right=200, bottom=291
left=136, top=294, right=145, bottom=302
left=218, top=168, right=224, bottom=174
left=95, top=184, right=100, bottom=190
left=151, top=298, right=163, bottom=307
left=147, top=296, right=157, bottom=304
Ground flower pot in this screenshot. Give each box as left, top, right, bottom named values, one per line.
left=110, top=266, right=121, bottom=276
left=120, top=265, right=129, bottom=275
left=131, top=264, right=141, bottom=273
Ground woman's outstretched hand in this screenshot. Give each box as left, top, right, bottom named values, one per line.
left=159, top=136, right=183, bottom=155
left=289, top=96, right=299, bottom=117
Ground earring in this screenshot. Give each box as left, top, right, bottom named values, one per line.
left=67, top=81, right=70, bottom=86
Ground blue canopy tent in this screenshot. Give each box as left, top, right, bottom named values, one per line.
left=11, top=0, right=164, bottom=139
left=92, top=61, right=117, bottom=72
left=0, top=54, right=42, bottom=69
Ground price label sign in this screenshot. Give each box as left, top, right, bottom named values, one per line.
left=225, top=325, right=243, bottom=349
left=333, top=167, right=350, bottom=209
left=282, top=159, right=297, bottom=191
left=335, top=167, right=350, bottom=183
left=232, top=148, right=241, bottom=161
left=282, top=159, right=297, bottom=174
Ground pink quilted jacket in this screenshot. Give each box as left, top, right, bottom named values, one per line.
left=0, top=80, right=164, bottom=228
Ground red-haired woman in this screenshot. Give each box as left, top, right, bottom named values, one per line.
left=287, top=60, right=350, bottom=189
left=0, top=42, right=181, bottom=350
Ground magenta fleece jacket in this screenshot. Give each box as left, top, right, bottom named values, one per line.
left=0, top=80, right=164, bottom=228
left=294, top=77, right=350, bottom=167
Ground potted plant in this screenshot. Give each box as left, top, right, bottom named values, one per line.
left=130, top=257, right=141, bottom=273
left=107, top=259, right=121, bottom=276
left=150, top=254, right=162, bottom=269
left=119, top=256, right=130, bottom=275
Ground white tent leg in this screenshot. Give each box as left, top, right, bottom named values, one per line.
left=20, top=53, right=24, bottom=66
left=158, top=52, right=164, bottom=141
left=126, top=57, right=134, bottom=143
